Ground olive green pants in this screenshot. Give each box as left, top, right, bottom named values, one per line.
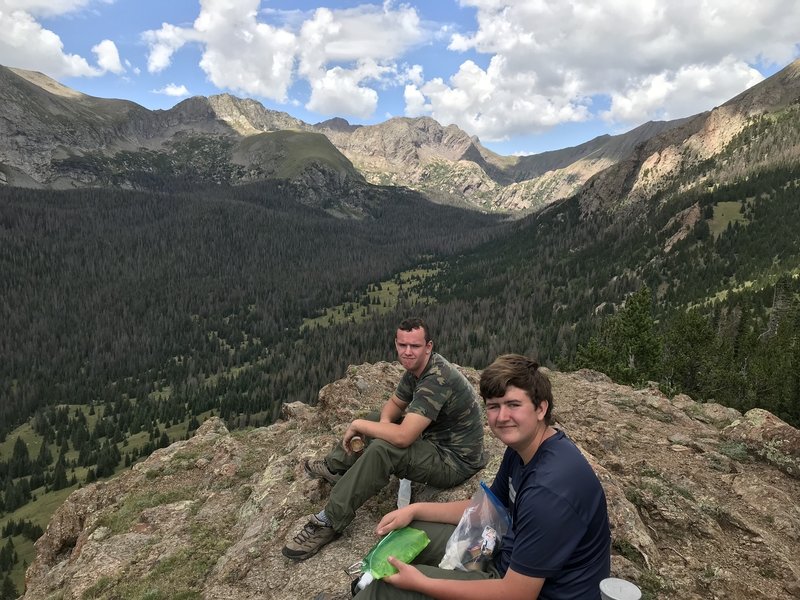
left=353, top=520, right=500, bottom=599
left=324, top=412, right=475, bottom=533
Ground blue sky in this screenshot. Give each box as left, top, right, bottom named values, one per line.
left=2, top=1, right=799, bottom=156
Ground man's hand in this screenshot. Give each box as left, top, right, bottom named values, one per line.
left=383, top=556, right=427, bottom=591
left=375, top=506, right=414, bottom=535
left=342, top=422, right=360, bottom=455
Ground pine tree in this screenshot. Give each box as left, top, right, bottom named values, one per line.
left=576, top=286, right=662, bottom=384
left=0, top=575, right=18, bottom=600
left=51, top=458, right=68, bottom=491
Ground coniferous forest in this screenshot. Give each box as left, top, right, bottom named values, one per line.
left=2, top=122, right=800, bottom=594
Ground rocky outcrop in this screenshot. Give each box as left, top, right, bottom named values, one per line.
left=207, top=94, right=308, bottom=136
left=22, top=363, right=800, bottom=600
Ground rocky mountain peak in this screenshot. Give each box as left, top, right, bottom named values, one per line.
left=206, top=93, right=308, bottom=135
left=314, top=117, right=360, bottom=132
left=21, top=362, right=800, bottom=599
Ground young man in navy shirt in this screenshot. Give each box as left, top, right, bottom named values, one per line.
left=329, top=353, right=610, bottom=600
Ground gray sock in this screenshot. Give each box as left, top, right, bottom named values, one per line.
left=315, top=510, right=332, bottom=526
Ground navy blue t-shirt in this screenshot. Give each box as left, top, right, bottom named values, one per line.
left=490, top=430, right=611, bottom=599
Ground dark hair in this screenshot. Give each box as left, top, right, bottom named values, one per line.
left=397, top=317, right=431, bottom=343
left=479, top=354, right=554, bottom=425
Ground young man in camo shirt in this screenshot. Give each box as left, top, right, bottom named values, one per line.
left=282, top=317, right=486, bottom=560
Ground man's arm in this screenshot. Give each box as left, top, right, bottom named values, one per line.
left=379, top=394, right=408, bottom=423
left=375, top=499, right=471, bottom=535
left=345, top=412, right=431, bottom=449
left=385, top=561, right=545, bottom=600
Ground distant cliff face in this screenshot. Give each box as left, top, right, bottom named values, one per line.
left=22, top=362, right=800, bottom=600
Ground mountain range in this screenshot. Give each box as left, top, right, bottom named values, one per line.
left=0, top=63, right=701, bottom=213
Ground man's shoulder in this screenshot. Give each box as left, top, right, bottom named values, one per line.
left=421, top=353, right=458, bottom=379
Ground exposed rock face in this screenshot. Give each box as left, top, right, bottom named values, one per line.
left=207, top=94, right=308, bottom=136
left=579, top=58, right=800, bottom=216
left=22, top=363, right=800, bottom=600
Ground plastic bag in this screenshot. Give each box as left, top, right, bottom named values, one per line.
left=438, top=481, right=511, bottom=571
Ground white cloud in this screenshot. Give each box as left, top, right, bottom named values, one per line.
left=152, top=83, right=190, bottom=97
left=2, top=0, right=92, bottom=18
left=0, top=6, right=101, bottom=77
left=602, top=58, right=764, bottom=123
left=0, top=1, right=131, bottom=78
left=92, top=39, right=124, bottom=75
left=306, top=64, right=380, bottom=118
left=142, top=0, right=427, bottom=114
left=405, top=64, right=424, bottom=86
left=404, top=0, right=800, bottom=140
left=404, top=84, right=428, bottom=116
left=297, top=5, right=423, bottom=79
left=142, top=22, right=194, bottom=74
left=414, top=55, right=590, bottom=139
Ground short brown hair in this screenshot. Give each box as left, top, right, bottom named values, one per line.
left=479, top=354, right=554, bottom=425
left=397, top=317, right=431, bottom=343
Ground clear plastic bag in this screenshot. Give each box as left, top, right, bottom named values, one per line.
left=439, top=481, right=511, bottom=571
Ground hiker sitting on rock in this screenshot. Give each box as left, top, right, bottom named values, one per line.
left=319, top=354, right=611, bottom=599
left=282, top=317, right=487, bottom=561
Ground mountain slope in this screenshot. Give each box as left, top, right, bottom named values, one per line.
left=0, top=66, right=362, bottom=198
left=578, top=58, right=800, bottom=215
left=311, top=115, right=685, bottom=212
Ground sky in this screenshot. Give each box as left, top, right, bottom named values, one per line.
left=1, top=1, right=799, bottom=156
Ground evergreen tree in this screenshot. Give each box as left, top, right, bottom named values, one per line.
left=9, top=437, right=30, bottom=478
left=34, top=440, right=53, bottom=470
left=0, top=576, right=18, bottom=600
left=661, top=309, right=715, bottom=396
left=51, top=458, right=68, bottom=491
left=576, top=286, right=662, bottom=384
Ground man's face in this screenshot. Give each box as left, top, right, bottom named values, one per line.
left=395, top=327, right=432, bottom=376
left=485, top=385, right=547, bottom=454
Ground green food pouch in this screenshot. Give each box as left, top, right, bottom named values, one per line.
left=356, top=526, right=430, bottom=589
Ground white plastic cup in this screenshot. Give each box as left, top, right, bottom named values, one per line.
left=599, top=577, right=642, bottom=600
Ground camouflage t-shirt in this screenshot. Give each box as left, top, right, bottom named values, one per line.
left=395, top=353, right=486, bottom=476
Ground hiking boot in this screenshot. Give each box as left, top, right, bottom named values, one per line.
left=304, top=458, right=343, bottom=484
left=282, top=515, right=340, bottom=560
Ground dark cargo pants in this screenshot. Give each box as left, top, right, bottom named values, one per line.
left=352, top=520, right=500, bottom=599
left=324, top=412, right=476, bottom=533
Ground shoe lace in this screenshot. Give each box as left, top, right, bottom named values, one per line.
left=294, top=519, right=323, bottom=543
